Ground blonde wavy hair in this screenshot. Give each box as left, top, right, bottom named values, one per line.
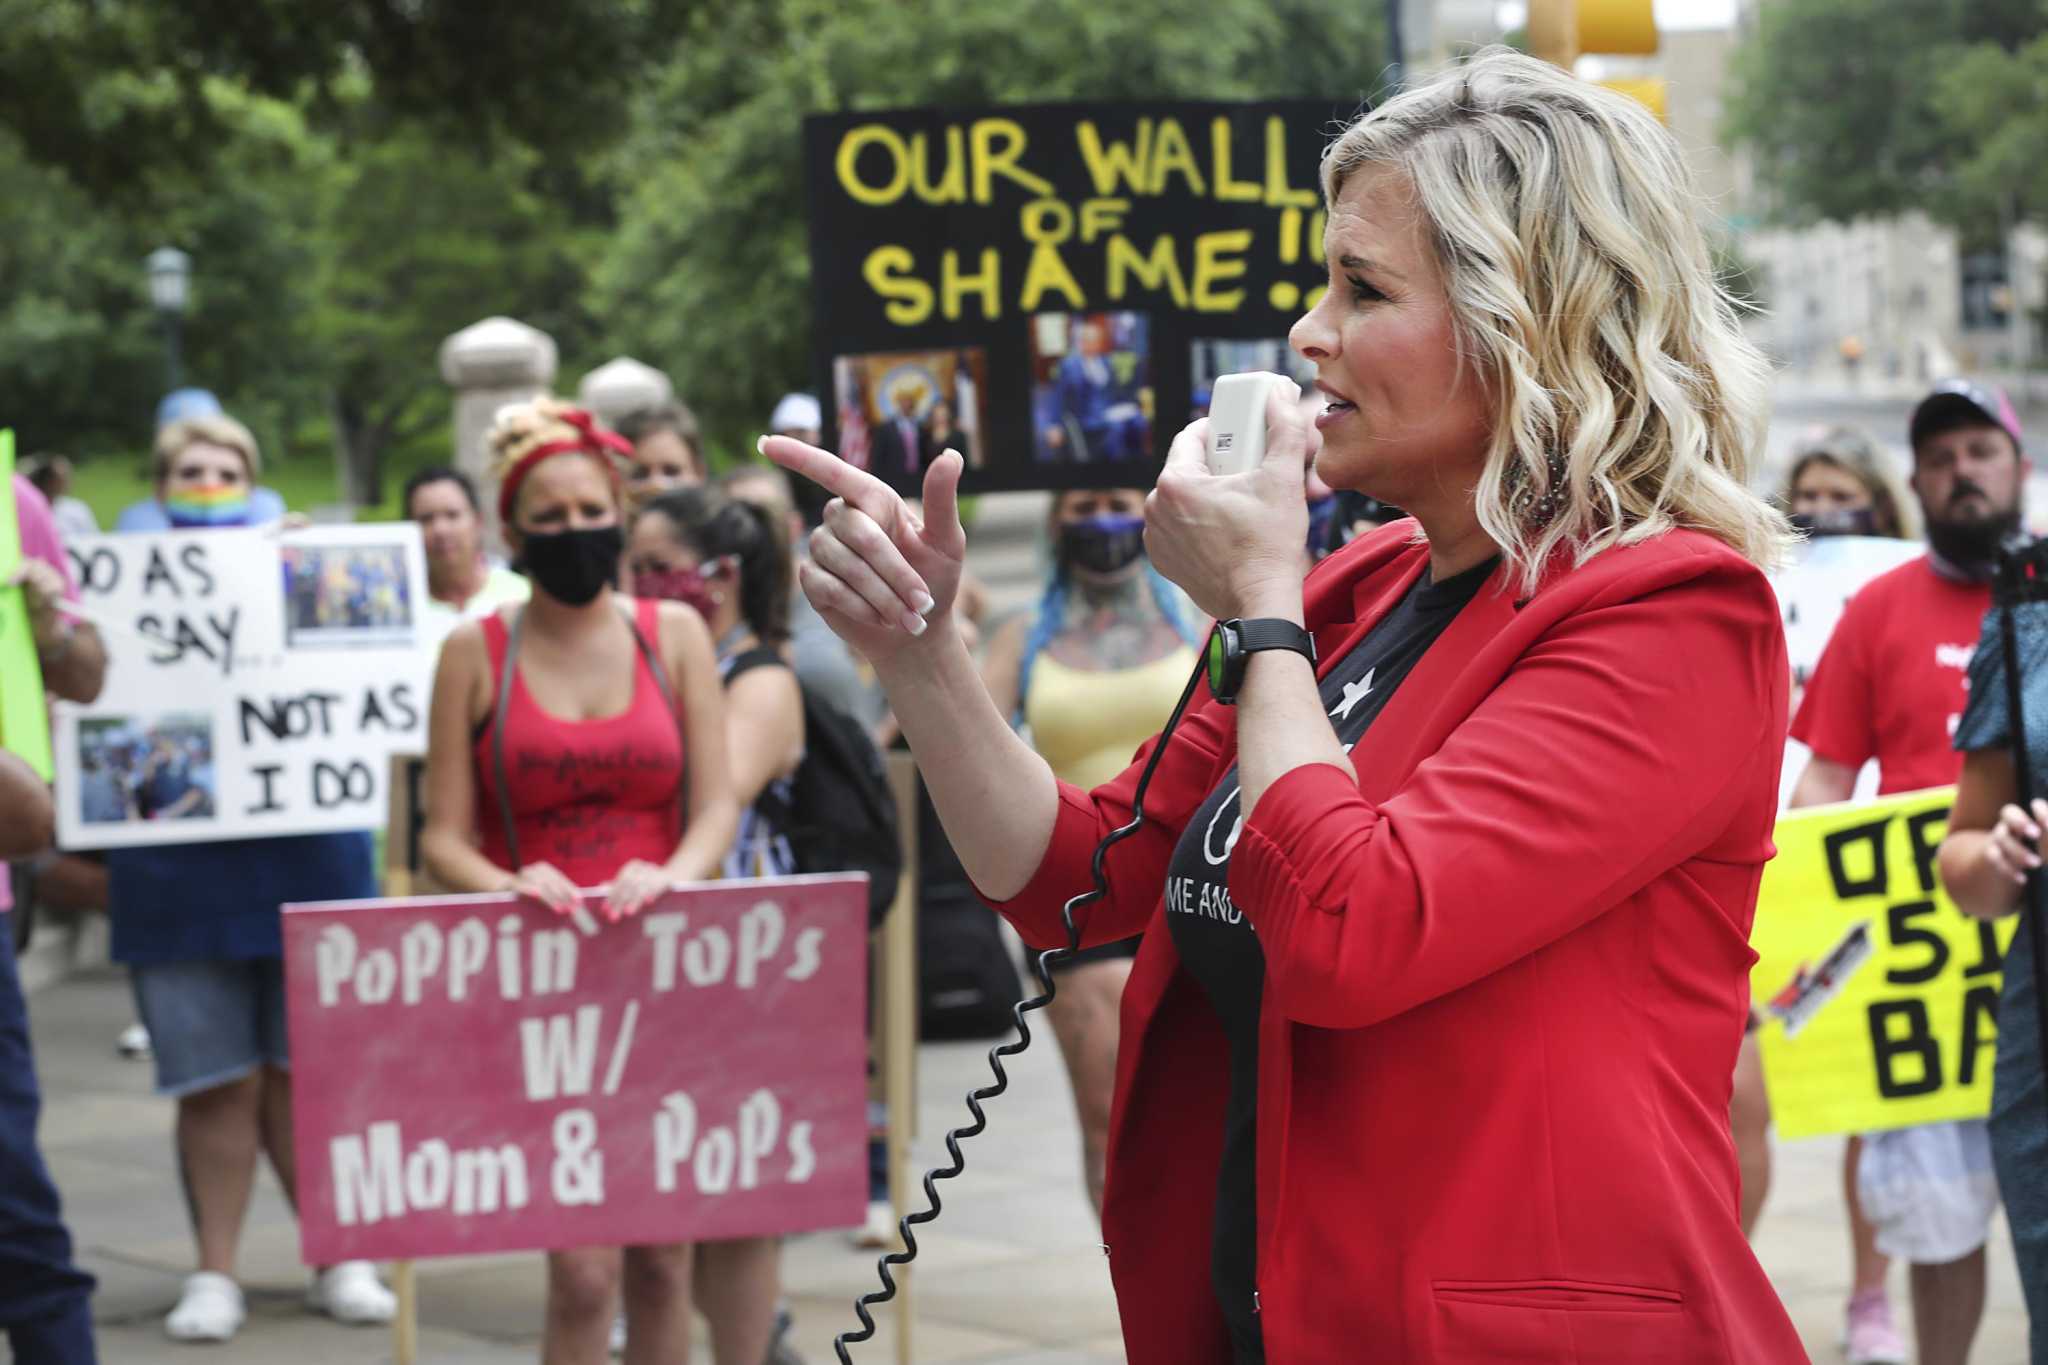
left=1322, top=47, right=1792, bottom=594
left=486, top=396, right=623, bottom=518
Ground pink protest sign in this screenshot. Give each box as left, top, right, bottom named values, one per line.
left=285, top=875, right=868, bottom=1264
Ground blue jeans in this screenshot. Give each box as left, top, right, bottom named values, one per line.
left=0, top=919, right=97, bottom=1362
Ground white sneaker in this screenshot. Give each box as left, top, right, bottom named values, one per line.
left=307, top=1260, right=396, bottom=1325
left=166, top=1272, right=245, bottom=1342
left=609, top=1311, right=627, bottom=1355
left=851, top=1199, right=898, bottom=1249
left=117, top=1022, right=152, bottom=1060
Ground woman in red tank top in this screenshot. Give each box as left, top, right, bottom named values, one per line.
left=422, top=398, right=738, bottom=1365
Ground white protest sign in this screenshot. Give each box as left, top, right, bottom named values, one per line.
left=54, top=524, right=431, bottom=849
left=1771, top=535, right=1926, bottom=691
left=1769, top=534, right=1926, bottom=809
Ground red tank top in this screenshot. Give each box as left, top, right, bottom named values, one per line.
left=473, top=599, right=685, bottom=887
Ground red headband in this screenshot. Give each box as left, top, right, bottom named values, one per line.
left=497, top=408, right=635, bottom=523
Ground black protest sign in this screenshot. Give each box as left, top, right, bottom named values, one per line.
left=804, top=100, right=1349, bottom=493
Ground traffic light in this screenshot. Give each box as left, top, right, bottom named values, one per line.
left=1525, top=0, right=1665, bottom=120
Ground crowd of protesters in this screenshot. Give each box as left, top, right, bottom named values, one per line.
left=5, top=358, right=2048, bottom=1365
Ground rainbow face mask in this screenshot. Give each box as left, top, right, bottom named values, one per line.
left=164, top=484, right=252, bottom=528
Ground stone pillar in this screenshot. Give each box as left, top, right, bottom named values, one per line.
left=439, top=316, right=556, bottom=543
left=577, top=356, right=675, bottom=428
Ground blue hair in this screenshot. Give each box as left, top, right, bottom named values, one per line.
left=1014, top=562, right=1202, bottom=723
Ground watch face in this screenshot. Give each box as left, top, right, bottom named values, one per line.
left=1206, top=624, right=1229, bottom=696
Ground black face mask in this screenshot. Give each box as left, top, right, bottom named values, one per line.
left=1058, top=514, right=1146, bottom=575
left=1789, top=507, right=1878, bottom=539
left=517, top=525, right=624, bottom=606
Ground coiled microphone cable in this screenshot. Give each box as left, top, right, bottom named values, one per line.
left=832, top=653, right=1210, bottom=1362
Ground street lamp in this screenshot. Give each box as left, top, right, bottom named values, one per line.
left=146, top=246, right=191, bottom=394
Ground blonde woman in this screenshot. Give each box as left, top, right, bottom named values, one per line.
left=422, top=399, right=738, bottom=1364
left=1784, top=424, right=1914, bottom=540
left=768, top=49, right=1803, bottom=1364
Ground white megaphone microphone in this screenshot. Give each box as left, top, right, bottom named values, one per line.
left=1204, top=371, right=1300, bottom=475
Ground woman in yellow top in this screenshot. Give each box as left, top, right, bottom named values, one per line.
left=980, top=488, right=1203, bottom=1214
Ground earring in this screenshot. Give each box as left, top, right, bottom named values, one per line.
left=712, top=591, right=725, bottom=604
left=1507, top=449, right=1568, bottom=526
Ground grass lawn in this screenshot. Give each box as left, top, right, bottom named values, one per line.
left=63, top=447, right=875, bottom=531
left=65, top=454, right=414, bottom=529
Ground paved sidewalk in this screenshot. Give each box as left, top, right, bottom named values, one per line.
left=26, top=967, right=2035, bottom=1363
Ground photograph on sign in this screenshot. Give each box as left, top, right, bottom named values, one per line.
left=1189, top=336, right=1315, bottom=421
left=53, top=523, right=432, bottom=850
left=1028, top=310, right=1152, bottom=467
left=77, top=712, right=216, bottom=826
left=831, top=346, right=990, bottom=485
left=280, top=541, right=415, bottom=649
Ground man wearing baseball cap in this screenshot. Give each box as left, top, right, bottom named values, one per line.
left=1782, top=379, right=2026, bottom=1364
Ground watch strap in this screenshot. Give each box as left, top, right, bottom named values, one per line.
left=1233, top=617, right=1317, bottom=663
left=1207, top=617, right=1315, bottom=705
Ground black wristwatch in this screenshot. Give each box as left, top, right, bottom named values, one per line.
left=1205, top=618, right=1317, bottom=705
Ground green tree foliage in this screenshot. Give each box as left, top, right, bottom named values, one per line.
left=0, top=91, right=326, bottom=469
left=1931, top=33, right=2048, bottom=230
left=4, top=0, right=1391, bottom=502
left=1723, top=0, right=2043, bottom=233
left=2, top=82, right=607, bottom=505
left=309, top=121, right=607, bottom=505
left=0, top=0, right=696, bottom=198
left=593, top=0, right=1388, bottom=462
left=0, top=135, right=163, bottom=460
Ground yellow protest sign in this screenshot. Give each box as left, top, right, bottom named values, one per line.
left=0, top=429, right=54, bottom=781
left=1751, top=787, right=2019, bottom=1139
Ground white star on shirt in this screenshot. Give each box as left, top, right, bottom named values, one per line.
left=1331, top=668, right=1375, bottom=721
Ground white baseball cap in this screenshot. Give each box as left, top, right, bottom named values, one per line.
left=770, top=392, right=822, bottom=433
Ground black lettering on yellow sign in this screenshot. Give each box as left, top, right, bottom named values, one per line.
left=1904, top=807, right=1946, bottom=893
left=1869, top=998, right=1942, bottom=1098
left=1959, top=984, right=2000, bottom=1086
left=1963, top=918, right=2005, bottom=978
left=1884, top=900, right=1949, bottom=985
left=1824, top=816, right=1894, bottom=899
left=1757, top=793, right=2015, bottom=1139
left=1867, top=987, right=2003, bottom=1098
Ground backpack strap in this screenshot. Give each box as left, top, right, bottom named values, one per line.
left=722, top=645, right=788, bottom=686
left=491, top=607, right=525, bottom=872
left=626, top=598, right=676, bottom=717
left=626, top=598, right=689, bottom=833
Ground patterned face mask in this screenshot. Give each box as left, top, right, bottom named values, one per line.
left=1057, top=514, right=1147, bottom=575
left=634, top=558, right=730, bottom=618
left=164, top=484, right=252, bottom=528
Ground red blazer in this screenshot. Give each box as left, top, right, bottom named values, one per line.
left=984, top=522, right=1808, bottom=1363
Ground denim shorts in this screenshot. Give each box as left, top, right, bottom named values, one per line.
left=130, top=958, right=290, bottom=1098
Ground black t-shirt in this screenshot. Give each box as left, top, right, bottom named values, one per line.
left=1164, top=557, right=1496, bottom=1363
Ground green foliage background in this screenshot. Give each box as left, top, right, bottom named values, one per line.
left=1723, top=0, right=2048, bottom=245
left=1, top=0, right=1389, bottom=522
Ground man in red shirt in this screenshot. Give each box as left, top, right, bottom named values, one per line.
left=1782, top=379, right=2027, bottom=1365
